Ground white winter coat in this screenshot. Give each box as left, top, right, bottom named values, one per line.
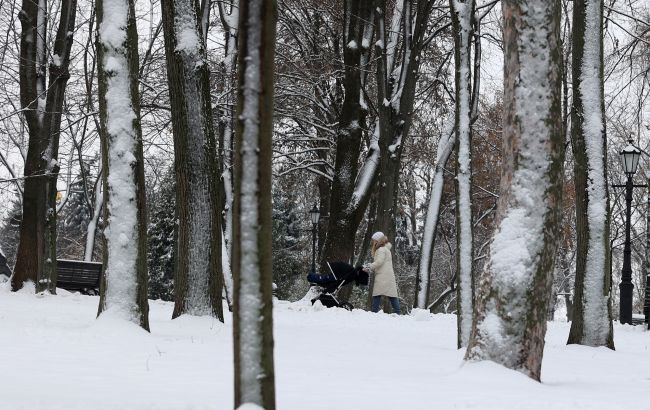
left=370, top=243, right=398, bottom=298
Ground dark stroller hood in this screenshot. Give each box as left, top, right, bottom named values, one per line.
left=308, top=262, right=369, bottom=287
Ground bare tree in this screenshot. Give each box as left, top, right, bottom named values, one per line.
left=12, top=0, right=78, bottom=292
left=319, top=0, right=374, bottom=265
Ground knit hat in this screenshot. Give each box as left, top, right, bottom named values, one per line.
left=371, top=231, right=385, bottom=241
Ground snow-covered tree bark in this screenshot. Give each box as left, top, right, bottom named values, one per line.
left=373, top=0, right=436, bottom=240
left=414, top=119, right=454, bottom=309
left=449, top=0, right=475, bottom=348
left=450, top=0, right=475, bottom=349
left=465, top=0, right=563, bottom=381
left=567, top=0, right=614, bottom=349
left=161, top=0, right=224, bottom=321
left=96, top=0, right=150, bottom=331
left=232, top=0, right=277, bottom=408
left=217, top=0, right=239, bottom=308
left=320, top=0, right=374, bottom=265
left=12, top=0, right=78, bottom=293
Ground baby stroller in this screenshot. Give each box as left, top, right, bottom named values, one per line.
left=307, top=261, right=369, bottom=310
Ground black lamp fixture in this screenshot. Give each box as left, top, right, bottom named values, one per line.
left=618, top=139, right=644, bottom=324
left=621, top=140, right=642, bottom=176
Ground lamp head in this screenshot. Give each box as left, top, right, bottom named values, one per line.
left=620, top=140, right=642, bottom=176
left=309, top=203, right=320, bottom=225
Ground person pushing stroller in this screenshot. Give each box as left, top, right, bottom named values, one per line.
left=364, top=231, right=401, bottom=314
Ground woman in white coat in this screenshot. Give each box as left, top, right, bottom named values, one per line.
left=368, top=231, right=400, bottom=314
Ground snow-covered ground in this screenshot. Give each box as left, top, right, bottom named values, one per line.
left=1, top=282, right=649, bottom=410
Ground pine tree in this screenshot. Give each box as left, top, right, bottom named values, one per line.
left=147, top=173, right=176, bottom=301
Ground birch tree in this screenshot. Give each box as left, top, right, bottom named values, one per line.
left=232, top=0, right=277, bottom=407
left=450, top=0, right=475, bottom=348
left=161, top=0, right=224, bottom=320
left=11, top=0, right=78, bottom=293
left=96, top=0, right=150, bottom=331
left=465, top=0, right=563, bottom=381
left=567, top=0, right=614, bottom=349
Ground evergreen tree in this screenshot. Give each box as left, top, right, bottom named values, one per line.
left=147, top=173, right=176, bottom=301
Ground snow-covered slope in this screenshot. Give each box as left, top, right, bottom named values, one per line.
left=0, top=283, right=648, bottom=409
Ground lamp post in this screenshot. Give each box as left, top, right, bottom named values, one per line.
left=309, top=203, right=320, bottom=275
left=619, top=141, right=642, bottom=325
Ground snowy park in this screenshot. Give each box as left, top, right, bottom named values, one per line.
left=2, top=283, right=649, bottom=410
left=4, top=0, right=650, bottom=408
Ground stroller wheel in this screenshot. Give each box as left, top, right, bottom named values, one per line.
left=340, top=302, right=353, bottom=311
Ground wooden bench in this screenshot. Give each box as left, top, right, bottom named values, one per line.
left=56, top=259, right=102, bottom=295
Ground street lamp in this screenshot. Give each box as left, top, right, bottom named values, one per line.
left=619, top=140, right=643, bottom=325
left=309, top=203, right=320, bottom=275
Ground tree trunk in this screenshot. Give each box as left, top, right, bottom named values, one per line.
left=217, top=0, right=239, bottom=308
left=414, top=120, right=454, bottom=309
left=12, top=0, right=77, bottom=293
left=96, top=0, right=150, bottom=331
left=465, top=0, right=563, bottom=381
left=161, top=0, right=224, bottom=321
left=566, top=0, right=614, bottom=349
left=373, top=0, right=435, bottom=241
left=450, top=0, right=475, bottom=348
left=320, top=0, right=374, bottom=266
left=232, top=0, right=277, bottom=408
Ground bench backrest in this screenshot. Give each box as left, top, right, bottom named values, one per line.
left=57, top=259, right=102, bottom=290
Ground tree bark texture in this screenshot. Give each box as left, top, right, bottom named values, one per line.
left=12, top=0, right=77, bottom=293
left=232, top=0, right=277, bottom=408
left=465, top=0, right=563, bottom=381
left=373, top=0, right=435, bottom=241
left=96, top=0, right=150, bottom=331
left=161, top=0, right=224, bottom=321
left=450, top=0, right=475, bottom=348
left=567, top=0, right=614, bottom=349
left=320, top=0, right=374, bottom=265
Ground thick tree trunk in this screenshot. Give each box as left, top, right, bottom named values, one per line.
left=566, top=0, right=614, bottom=349
left=320, top=0, right=373, bottom=266
left=161, top=0, right=224, bottom=321
left=373, top=0, right=435, bottom=241
left=12, top=0, right=76, bottom=293
left=232, top=0, right=277, bottom=408
left=96, top=0, right=150, bottom=331
left=465, top=0, right=563, bottom=381
left=450, top=0, right=475, bottom=348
